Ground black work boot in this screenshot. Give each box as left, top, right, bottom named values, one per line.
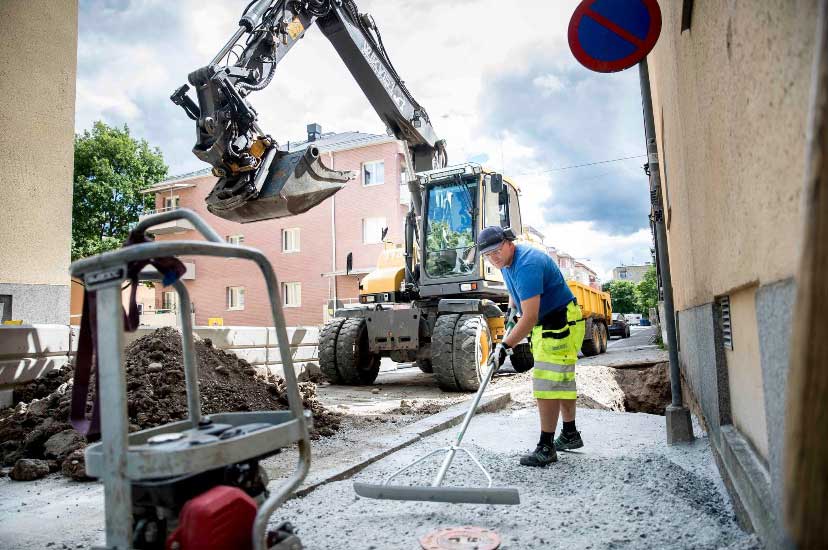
left=519, top=444, right=557, bottom=467
left=554, top=430, right=584, bottom=451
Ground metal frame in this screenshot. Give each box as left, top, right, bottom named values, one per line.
left=70, top=209, right=311, bottom=550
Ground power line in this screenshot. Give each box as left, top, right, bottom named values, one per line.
left=514, top=154, right=646, bottom=176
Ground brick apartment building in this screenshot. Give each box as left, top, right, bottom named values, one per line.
left=142, top=125, right=411, bottom=327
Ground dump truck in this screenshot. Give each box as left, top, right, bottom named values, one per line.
left=567, top=280, right=612, bottom=356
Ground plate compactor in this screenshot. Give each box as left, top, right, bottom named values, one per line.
left=70, top=210, right=311, bottom=550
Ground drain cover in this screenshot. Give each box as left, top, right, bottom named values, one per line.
left=419, top=526, right=501, bottom=550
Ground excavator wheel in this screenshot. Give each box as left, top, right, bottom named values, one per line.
left=334, top=318, right=381, bottom=385
left=510, top=342, right=535, bottom=373
left=581, top=322, right=602, bottom=357
left=432, top=314, right=461, bottom=391
left=319, top=318, right=346, bottom=384
left=432, top=314, right=491, bottom=392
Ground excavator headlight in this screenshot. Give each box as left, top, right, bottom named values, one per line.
left=460, top=283, right=478, bottom=292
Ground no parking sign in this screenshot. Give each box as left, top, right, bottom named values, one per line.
left=568, top=0, right=662, bottom=73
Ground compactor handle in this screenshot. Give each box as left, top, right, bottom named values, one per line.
left=133, top=208, right=224, bottom=243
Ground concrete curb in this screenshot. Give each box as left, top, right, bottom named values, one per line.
left=292, top=391, right=512, bottom=498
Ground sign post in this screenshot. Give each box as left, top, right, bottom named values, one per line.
left=568, top=0, right=694, bottom=444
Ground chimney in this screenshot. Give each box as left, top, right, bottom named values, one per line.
left=307, top=123, right=322, bottom=142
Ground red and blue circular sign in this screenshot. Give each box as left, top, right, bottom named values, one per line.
left=568, top=0, right=662, bottom=73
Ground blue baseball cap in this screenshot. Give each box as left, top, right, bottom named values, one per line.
left=477, top=226, right=513, bottom=254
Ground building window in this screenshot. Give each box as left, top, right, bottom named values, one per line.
left=282, top=228, right=300, bottom=253
left=283, top=282, right=301, bottom=308
left=363, top=217, right=387, bottom=244
left=227, top=234, right=244, bottom=245
left=227, top=286, right=245, bottom=310
left=163, top=195, right=180, bottom=211
left=161, top=291, right=177, bottom=311
left=362, top=160, right=385, bottom=186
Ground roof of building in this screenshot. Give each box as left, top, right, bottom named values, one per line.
left=148, top=130, right=395, bottom=191
left=287, top=130, right=394, bottom=153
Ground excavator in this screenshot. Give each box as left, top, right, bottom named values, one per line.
left=169, top=0, right=543, bottom=396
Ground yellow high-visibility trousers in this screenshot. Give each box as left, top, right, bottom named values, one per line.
left=530, top=301, right=585, bottom=400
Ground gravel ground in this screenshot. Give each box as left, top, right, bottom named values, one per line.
left=274, top=407, right=760, bottom=550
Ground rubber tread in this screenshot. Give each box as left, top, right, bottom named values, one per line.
left=432, top=314, right=461, bottom=391
left=335, top=318, right=380, bottom=385
left=319, top=318, right=346, bottom=384
left=581, top=322, right=601, bottom=357
left=452, top=314, right=491, bottom=392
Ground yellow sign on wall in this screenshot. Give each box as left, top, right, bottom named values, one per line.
left=207, top=317, right=224, bottom=327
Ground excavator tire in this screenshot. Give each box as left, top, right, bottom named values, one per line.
left=581, top=322, right=601, bottom=357
left=452, top=314, right=491, bottom=392
left=416, top=359, right=434, bottom=373
left=335, top=318, right=380, bottom=385
left=319, top=318, right=346, bottom=384
left=510, top=342, right=535, bottom=373
left=432, top=314, right=461, bottom=391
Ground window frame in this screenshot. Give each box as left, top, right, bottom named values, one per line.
left=226, top=234, right=244, bottom=245
left=163, top=195, right=180, bottom=211
left=282, top=227, right=300, bottom=253
left=362, top=160, right=385, bottom=187
left=161, top=291, right=177, bottom=311
left=283, top=282, right=301, bottom=308
left=362, top=217, right=387, bottom=244
left=226, top=286, right=245, bottom=311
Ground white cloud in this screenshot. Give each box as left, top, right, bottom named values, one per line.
left=75, top=0, right=652, bottom=271
left=533, top=74, right=565, bottom=96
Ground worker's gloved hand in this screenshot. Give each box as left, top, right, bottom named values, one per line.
left=489, top=342, right=512, bottom=367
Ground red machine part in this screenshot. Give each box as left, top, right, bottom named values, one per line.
left=166, top=485, right=258, bottom=550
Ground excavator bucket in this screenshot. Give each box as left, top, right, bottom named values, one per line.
left=206, top=146, right=353, bottom=223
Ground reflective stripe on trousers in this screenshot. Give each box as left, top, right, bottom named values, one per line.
left=531, top=301, right=585, bottom=400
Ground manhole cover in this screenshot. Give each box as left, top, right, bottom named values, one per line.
left=419, top=526, right=500, bottom=550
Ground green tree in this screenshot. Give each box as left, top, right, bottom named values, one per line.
left=635, top=265, right=659, bottom=317
left=603, top=280, right=638, bottom=313
left=72, top=121, right=168, bottom=260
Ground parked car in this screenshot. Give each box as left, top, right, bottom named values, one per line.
left=639, top=318, right=651, bottom=326
left=625, top=313, right=642, bottom=326
left=609, top=313, right=631, bottom=338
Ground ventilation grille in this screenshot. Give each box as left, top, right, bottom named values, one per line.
left=719, top=296, right=733, bottom=350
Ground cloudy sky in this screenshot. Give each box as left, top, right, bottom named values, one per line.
left=76, top=0, right=653, bottom=279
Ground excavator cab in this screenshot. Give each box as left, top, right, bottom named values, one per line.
left=417, top=164, right=523, bottom=299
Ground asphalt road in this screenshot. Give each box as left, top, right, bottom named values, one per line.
left=607, top=324, right=657, bottom=351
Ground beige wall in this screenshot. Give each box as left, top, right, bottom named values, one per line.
left=0, top=0, right=78, bottom=287
left=725, top=286, right=769, bottom=459
left=648, top=0, right=817, bottom=311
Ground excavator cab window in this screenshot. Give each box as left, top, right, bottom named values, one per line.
left=484, top=174, right=510, bottom=229
left=424, top=177, right=477, bottom=278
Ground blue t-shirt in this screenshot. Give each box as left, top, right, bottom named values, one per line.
left=501, top=244, right=574, bottom=318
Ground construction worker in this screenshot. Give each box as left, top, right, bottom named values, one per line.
left=477, top=226, right=586, bottom=466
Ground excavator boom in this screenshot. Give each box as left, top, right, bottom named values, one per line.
left=172, top=0, right=446, bottom=223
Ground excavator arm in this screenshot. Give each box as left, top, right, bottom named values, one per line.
left=172, top=0, right=447, bottom=223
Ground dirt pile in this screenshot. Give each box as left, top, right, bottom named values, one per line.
left=0, top=327, right=341, bottom=480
